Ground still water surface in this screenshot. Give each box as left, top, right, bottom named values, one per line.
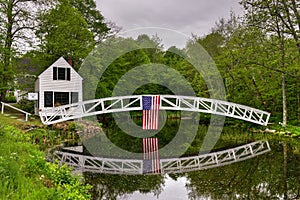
left=119, top=175, right=189, bottom=199
left=82, top=121, right=300, bottom=200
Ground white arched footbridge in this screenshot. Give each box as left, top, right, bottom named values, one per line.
left=39, top=95, right=270, bottom=126
left=41, top=95, right=271, bottom=174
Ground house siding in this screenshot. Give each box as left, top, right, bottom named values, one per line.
left=34, top=78, right=40, bottom=114
left=35, top=57, right=83, bottom=115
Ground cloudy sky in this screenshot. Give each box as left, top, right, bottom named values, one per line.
left=95, top=0, right=244, bottom=48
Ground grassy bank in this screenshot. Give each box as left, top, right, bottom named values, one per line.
left=0, top=115, right=91, bottom=200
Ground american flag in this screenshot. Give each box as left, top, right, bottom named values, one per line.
left=142, top=95, right=160, bottom=130
left=142, top=138, right=161, bottom=174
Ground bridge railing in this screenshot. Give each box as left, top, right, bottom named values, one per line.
left=50, top=140, right=271, bottom=175
left=52, top=151, right=143, bottom=175
left=39, top=95, right=270, bottom=126
left=39, top=95, right=142, bottom=125
left=1, top=102, right=31, bottom=121
left=160, top=95, right=270, bottom=126
left=161, top=140, right=270, bottom=174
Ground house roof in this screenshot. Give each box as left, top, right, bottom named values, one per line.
left=38, top=56, right=83, bottom=80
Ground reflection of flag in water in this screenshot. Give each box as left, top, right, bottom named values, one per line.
left=142, top=95, right=160, bottom=130
left=142, top=138, right=160, bottom=174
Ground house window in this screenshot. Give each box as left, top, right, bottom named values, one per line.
left=53, top=67, right=71, bottom=81
left=54, top=92, right=69, bottom=106
left=53, top=67, right=57, bottom=80
left=44, top=91, right=53, bottom=107
left=71, top=92, right=79, bottom=104
left=44, top=91, right=77, bottom=107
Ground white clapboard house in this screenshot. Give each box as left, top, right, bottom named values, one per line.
left=35, top=57, right=82, bottom=115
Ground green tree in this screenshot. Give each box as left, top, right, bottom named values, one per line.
left=240, top=0, right=300, bottom=126
left=196, top=32, right=225, bottom=58
left=191, top=13, right=240, bottom=98
left=241, top=0, right=300, bottom=53
left=96, top=43, right=151, bottom=98
left=136, top=34, right=164, bottom=63
left=66, top=0, right=110, bottom=43
left=36, top=0, right=95, bottom=70
left=218, top=27, right=279, bottom=110
left=79, top=37, right=153, bottom=100
left=0, top=0, right=42, bottom=101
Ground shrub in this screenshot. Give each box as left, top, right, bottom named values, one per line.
left=44, top=162, right=92, bottom=199
left=17, top=98, right=35, bottom=114
left=4, top=92, right=16, bottom=103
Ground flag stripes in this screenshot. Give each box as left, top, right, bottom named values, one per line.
left=142, top=138, right=161, bottom=174
left=142, top=95, right=160, bottom=130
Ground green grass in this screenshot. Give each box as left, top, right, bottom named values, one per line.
left=0, top=114, right=44, bottom=129
left=268, top=123, right=300, bottom=138
left=0, top=116, right=92, bottom=200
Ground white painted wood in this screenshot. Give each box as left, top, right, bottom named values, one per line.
left=1, top=102, right=31, bottom=121
left=62, top=146, right=83, bottom=153
left=39, top=95, right=270, bottom=126
left=34, top=57, right=83, bottom=115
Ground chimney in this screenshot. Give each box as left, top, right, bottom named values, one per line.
left=67, top=57, right=72, bottom=66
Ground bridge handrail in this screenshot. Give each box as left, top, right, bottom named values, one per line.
left=1, top=102, right=31, bottom=121
left=161, top=140, right=270, bottom=173
left=39, top=95, right=271, bottom=125
left=51, top=140, right=270, bottom=175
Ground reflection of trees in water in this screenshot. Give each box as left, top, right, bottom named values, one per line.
left=82, top=125, right=300, bottom=199
left=186, top=140, right=300, bottom=199
left=84, top=119, right=265, bottom=159
left=85, top=173, right=164, bottom=200
left=83, top=119, right=300, bottom=199
left=84, top=118, right=184, bottom=158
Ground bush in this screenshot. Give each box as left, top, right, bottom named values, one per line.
left=4, top=92, right=16, bottom=103
left=44, top=162, right=92, bottom=199
left=17, top=98, right=35, bottom=114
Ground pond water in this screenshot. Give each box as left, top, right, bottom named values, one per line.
left=118, top=175, right=189, bottom=199
left=80, top=119, right=300, bottom=200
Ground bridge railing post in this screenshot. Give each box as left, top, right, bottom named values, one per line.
left=1, top=102, right=4, bottom=114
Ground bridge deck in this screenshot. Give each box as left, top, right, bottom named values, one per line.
left=39, top=95, right=270, bottom=125
left=51, top=140, right=270, bottom=175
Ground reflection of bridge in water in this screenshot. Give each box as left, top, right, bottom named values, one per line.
left=40, top=95, right=271, bottom=174
left=51, top=140, right=270, bottom=175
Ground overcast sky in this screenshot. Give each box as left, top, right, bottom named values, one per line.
left=95, top=0, right=244, bottom=48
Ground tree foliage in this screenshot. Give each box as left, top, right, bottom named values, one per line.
left=0, top=0, right=43, bottom=101
left=241, top=0, right=300, bottom=52
left=190, top=3, right=300, bottom=125
left=0, top=0, right=299, bottom=126
left=65, top=0, right=110, bottom=43
left=36, top=0, right=95, bottom=70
